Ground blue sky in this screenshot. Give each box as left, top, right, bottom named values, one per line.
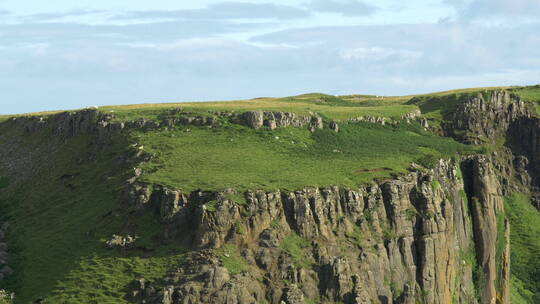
left=1, top=0, right=539, bottom=114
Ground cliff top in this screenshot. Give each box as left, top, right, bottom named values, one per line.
left=2, top=84, right=539, bottom=122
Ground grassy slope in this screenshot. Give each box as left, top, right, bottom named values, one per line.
left=504, top=193, right=540, bottom=303
left=0, top=128, right=185, bottom=303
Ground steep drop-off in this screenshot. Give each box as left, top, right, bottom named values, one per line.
left=1, top=88, right=540, bottom=303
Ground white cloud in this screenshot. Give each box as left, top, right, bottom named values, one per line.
left=445, top=0, right=540, bottom=22
left=306, top=0, right=377, bottom=16
left=339, top=47, right=422, bottom=63
left=111, top=2, right=310, bottom=21
left=123, top=38, right=239, bottom=51
left=24, top=43, right=49, bottom=56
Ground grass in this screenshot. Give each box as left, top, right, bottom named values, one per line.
left=215, top=244, right=249, bottom=275
left=279, top=233, right=312, bottom=268
left=504, top=193, right=540, bottom=303
left=0, top=176, right=8, bottom=189
left=345, top=225, right=364, bottom=247
left=43, top=250, right=187, bottom=303
left=3, top=85, right=536, bottom=124
left=510, top=85, right=540, bottom=114
left=99, top=93, right=418, bottom=122
left=96, top=85, right=525, bottom=124
left=0, top=126, right=186, bottom=303
left=135, top=122, right=472, bottom=192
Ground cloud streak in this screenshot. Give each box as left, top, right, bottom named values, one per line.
left=19, top=9, right=107, bottom=22
left=306, top=0, right=377, bottom=16
left=446, top=0, right=540, bottom=21
left=111, top=2, right=310, bottom=21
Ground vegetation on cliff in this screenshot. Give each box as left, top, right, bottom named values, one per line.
left=505, top=193, right=540, bottom=303
left=0, top=85, right=539, bottom=303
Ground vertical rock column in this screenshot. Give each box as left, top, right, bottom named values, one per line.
left=498, top=219, right=510, bottom=304
left=467, top=156, right=507, bottom=304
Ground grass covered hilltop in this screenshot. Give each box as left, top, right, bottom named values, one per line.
left=0, top=84, right=539, bottom=303
left=79, top=86, right=540, bottom=191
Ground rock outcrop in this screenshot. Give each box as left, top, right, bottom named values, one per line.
left=121, top=90, right=532, bottom=304
left=7, top=108, right=330, bottom=141
left=443, top=91, right=531, bottom=144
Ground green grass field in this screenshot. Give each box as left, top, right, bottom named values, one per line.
left=135, top=121, right=472, bottom=192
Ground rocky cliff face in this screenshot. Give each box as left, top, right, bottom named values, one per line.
left=124, top=91, right=533, bottom=304
left=124, top=146, right=530, bottom=304
left=125, top=158, right=481, bottom=304
left=442, top=91, right=531, bottom=144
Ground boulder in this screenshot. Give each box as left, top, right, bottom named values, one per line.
left=329, top=121, right=339, bottom=132
left=242, top=111, right=264, bottom=129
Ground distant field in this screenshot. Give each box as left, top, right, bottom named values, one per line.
left=3, top=85, right=539, bottom=121
left=100, top=93, right=417, bottom=122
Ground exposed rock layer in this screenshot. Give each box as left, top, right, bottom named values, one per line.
left=128, top=158, right=483, bottom=304
left=443, top=91, right=531, bottom=144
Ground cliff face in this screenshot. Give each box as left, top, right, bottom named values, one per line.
left=0, top=90, right=538, bottom=303
left=127, top=159, right=476, bottom=304
left=442, top=91, right=531, bottom=144
left=125, top=153, right=524, bottom=304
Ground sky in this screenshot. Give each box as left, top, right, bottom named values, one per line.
left=0, top=0, right=539, bottom=114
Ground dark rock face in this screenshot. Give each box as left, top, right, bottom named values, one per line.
left=507, top=117, right=540, bottom=208
left=8, top=108, right=329, bottom=141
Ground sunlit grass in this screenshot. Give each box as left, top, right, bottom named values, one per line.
left=136, top=121, right=472, bottom=192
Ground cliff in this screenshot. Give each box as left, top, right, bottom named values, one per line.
left=0, top=88, right=539, bottom=303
